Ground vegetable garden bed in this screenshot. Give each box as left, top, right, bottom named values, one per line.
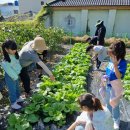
left=124, top=55, right=130, bottom=100
left=7, top=43, right=91, bottom=130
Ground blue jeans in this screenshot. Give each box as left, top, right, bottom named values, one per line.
left=5, top=73, right=20, bottom=104
left=105, top=86, right=120, bottom=122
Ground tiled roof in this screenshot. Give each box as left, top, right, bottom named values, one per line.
left=49, top=0, right=130, bottom=6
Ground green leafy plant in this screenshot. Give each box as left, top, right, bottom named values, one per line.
left=7, top=43, right=91, bottom=128
left=7, top=113, right=32, bottom=130
left=0, top=22, right=64, bottom=52
left=124, top=63, right=130, bottom=100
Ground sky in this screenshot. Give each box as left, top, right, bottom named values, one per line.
left=0, top=0, right=15, bottom=4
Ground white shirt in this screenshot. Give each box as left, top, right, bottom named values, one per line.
left=93, top=45, right=107, bottom=62
left=76, top=107, right=114, bottom=130
left=92, top=107, right=114, bottom=130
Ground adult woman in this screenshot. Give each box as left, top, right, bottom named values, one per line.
left=19, top=36, right=55, bottom=96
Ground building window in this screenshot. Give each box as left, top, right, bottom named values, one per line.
left=41, top=1, right=44, bottom=5
left=14, top=10, right=18, bottom=14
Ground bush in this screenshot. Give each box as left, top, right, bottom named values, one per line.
left=0, top=22, right=65, bottom=52
left=34, top=5, right=53, bottom=24
left=34, top=6, right=47, bottom=23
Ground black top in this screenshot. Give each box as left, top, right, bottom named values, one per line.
left=95, top=25, right=106, bottom=46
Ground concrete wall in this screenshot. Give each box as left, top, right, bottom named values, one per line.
left=81, top=10, right=88, bottom=35
left=113, top=10, right=130, bottom=38
left=52, top=11, right=81, bottom=35
left=45, top=9, right=130, bottom=38
left=87, top=10, right=108, bottom=36
left=107, top=10, right=116, bottom=37
left=19, top=0, right=46, bottom=14
left=0, top=5, right=19, bottom=18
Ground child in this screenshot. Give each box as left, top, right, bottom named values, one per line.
left=1, top=40, right=23, bottom=109
left=99, top=41, right=127, bottom=129
left=67, top=93, right=114, bottom=130
left=86, top=45, right=107, bottom=70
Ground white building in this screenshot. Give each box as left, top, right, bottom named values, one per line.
left=44, top=0, right=130, bottom=38
left=0, top=1, right=19, bottom=18
left=19, top=0, right=49, bottom=14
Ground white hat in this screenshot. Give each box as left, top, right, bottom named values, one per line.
left=95, top=20, right=103, bottom=27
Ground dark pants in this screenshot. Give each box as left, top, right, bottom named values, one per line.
left=19, top=67, right=31, bottom=93
left=90, top=36, right=98, bottom=45
left=87, top=36, right=105, bottom=46
left=19, top=50, right=48, bottom=93
left=96, top=58, right=101, bottom=69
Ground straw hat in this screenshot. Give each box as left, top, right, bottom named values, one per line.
left=32, top=36, right=48, bottom=51
left=95, top=20, right=103, bottom=27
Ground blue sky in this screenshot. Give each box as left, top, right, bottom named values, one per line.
left=0, top=0, right=15, bottom=4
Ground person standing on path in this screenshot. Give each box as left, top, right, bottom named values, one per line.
left=89, top=20, right=106, bottom=46
left=86, top=45, right=107, bottom=70
left=100, top=41, right=127, bottom=129
left=19, top=36, right=55, bottom=97
left=1, top=40, right=23, bottom=109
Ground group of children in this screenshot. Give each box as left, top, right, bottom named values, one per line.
left=68, top=40, right=127, bottom=130
left=0, top=36, right=55, bottom=109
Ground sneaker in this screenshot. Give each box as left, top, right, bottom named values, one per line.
left=11, top=102, right=21, bottom=109
left=114, top=120, right=120, bottom=129
left=17, top=97, right=24, bottom=103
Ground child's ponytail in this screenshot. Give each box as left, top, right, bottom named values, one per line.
left=78, top=93, right=104, bottom=111
left=93, top=97, right=104, bottom=111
